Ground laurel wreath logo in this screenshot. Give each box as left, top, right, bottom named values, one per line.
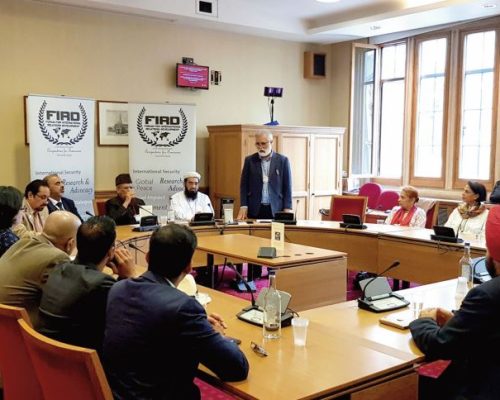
left=38, top=100, right=87, bottom=145
left=137, top=107, right=187, bottom=147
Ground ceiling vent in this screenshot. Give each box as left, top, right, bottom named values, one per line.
left=196, top=0, right=218, bottom=17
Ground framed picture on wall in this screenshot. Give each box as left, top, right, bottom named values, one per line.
left=97, top=100, right=128, bottom=146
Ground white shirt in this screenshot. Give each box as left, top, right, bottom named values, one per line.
left=385, top=206, right=427, bottom=228
left=170, top=191, right=213, bottom=221
left=445, top=207, right=489, bottom=236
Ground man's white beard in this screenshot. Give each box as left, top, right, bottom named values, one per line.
left=259, top=148, right=272, bottom=157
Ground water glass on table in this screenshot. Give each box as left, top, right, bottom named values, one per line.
left=291, top=317, right=309, bottom=346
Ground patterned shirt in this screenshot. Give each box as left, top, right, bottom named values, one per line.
left=0, top=229, right=19, bottom=258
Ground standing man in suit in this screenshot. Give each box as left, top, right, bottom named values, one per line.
left=410, top=206, right=500, bottom=399
left=237, top=131, right=292, bottom=220
left=105, top=173, right=145, bottom=225
left=44, top=174, right=83, bottom=221
left=103, top=224, right=249, bottom=399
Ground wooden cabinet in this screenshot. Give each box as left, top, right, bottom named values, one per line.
left=207, top=124, right=345, bottom=220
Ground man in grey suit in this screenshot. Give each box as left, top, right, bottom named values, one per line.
left=410, top=206, right=500, bottom=399
left=0, top=211, right=80, bottom=327
left=237, top=131, right=292, bottom=220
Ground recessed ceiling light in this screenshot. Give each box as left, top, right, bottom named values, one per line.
left=482, top=3, right=497, bottom=8
left=316, top=0, right=340, bottom=3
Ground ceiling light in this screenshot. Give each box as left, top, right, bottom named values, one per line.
left=482, top=3, right=497, bottom=8
left=316, top=0, right=340, bottom=3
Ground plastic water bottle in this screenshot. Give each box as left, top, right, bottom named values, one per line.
left=456, top=242, right=473, bottom=306
left=167, top=196, right=175, bottom=222
left=262, top=271, right=281, bottom=339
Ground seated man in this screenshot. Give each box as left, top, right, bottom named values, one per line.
left=0, top=186, right=23, bottom=257
left=105, top=173, right=145, bottom=225
left=170, top=172, right=213, bottom=221
left=0, top=211, right=80, bottom=326
left=103, top=224, right=249, bottom=400
left=44, top=174, right=83, bottom=221
left=12, top=179, right=50, bottom=238
left=410, top=206, right=500, bottom=399
left=38, top=216, right=136, bottom=353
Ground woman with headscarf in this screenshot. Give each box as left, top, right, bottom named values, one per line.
left=445, top=181, right=488, bottom=236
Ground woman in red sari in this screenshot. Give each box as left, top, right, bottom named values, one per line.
left=385, top=186, right=426, bottom=228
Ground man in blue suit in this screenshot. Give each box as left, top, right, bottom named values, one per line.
left=237, top=131, right=292, bottom=220
left=103, top=224, right=249, bottom=400
left=44, top=174, right=83, bottom=221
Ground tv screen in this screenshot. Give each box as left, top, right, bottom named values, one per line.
left=176, top=64, right=209, bottom=90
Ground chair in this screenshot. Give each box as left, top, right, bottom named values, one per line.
left=425, top=201, right=438, bottom=229
left=0, top=305, right=43, bottom=400
left=375, top=190, right=399, bottom=211
left=358, top=183, right=382, bottom=209
left=18, top=319, right=113, bottom=400
left=93, top=199, right=107, bottom=216
left=327, top=195, right=368, bottom=222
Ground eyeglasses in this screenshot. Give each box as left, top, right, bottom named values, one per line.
left=255, top=141, right=271, bottom=147
left=35, top=194, right=49, bottom=200
left=250, top=341, right=268, bottom=357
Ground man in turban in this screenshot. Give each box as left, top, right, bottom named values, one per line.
left=410, top=206, right=500, bottom=399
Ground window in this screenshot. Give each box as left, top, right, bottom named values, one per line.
left=412, top=37, right=448, bottom=182
left=456, top=30, right=496, bottom=182
left=350, top=45, right=376, bottom=175
left=378, top=43, right=406, bottom=178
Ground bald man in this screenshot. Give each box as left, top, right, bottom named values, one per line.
left=0, top=211, right=80, bottom=327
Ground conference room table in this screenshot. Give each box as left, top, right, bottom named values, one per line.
left=196, top=233, right=347, bottom=311
left=196, top=279, right=459, bottom=399
left=116, top=220, right=486, bottom=287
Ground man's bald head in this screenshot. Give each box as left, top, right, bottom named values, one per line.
left=42, top=211, right=81, bottom=254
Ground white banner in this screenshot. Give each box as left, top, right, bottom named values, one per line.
left=27, top=94, right=95, bottom=218
left=128, top=102, right=196, bottom=215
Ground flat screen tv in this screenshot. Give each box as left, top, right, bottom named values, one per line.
left=176, top=63, right=209, bottom=90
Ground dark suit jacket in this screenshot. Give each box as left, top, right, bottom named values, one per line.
left=410, top=276, right=500, bottom=399
left=105, top=196, right=145, bottom=225
left=38, top=260, right=116, bottom=354
left=240, top=152, right=292, bottom=218
left=103, top=271, right=249, bottom=400
left=47, top=197, right=83, bottom=221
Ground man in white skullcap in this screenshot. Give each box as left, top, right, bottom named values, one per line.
left=170, top=172, right=214, bottom=221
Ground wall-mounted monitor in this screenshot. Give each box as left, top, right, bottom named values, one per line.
left=176, top=64, right=209, bottom=90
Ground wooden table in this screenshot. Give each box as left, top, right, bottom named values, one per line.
left=200, top=279, right=459, bottom=399
left=196, top=234, right=347, bottom=311
left=116, top=221, right=486, bottom=287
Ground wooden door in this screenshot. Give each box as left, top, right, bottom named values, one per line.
left=310, top=135, right=342, bottom=220
left=279, top=134, right=310, bottom=219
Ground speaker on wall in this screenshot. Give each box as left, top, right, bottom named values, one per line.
left=304, top=51, right=326, bottom=79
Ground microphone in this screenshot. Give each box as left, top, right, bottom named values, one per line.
left=225, top=262, right=258, bottom=311
left=138, top=205, right=155, bottom=216
left=357, top=260, right=408, bottom=313
left=85, top=211, right=94, bottom=217
left=128, top=242, right=146, bottom=254
left=361, top=260, right=400, bottom=301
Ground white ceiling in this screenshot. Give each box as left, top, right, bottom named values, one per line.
left=34, top=0, right=500, bottom=43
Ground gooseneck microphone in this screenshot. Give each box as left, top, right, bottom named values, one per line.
left=361, top=260, right=400, bottom=301
left=225, top=262, right=257, bottom=311
left=138, top=205, right=156, bottom=216
left=85, top=211, right=95, bottom=217
left=128, top=242, right=146, bottom=254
